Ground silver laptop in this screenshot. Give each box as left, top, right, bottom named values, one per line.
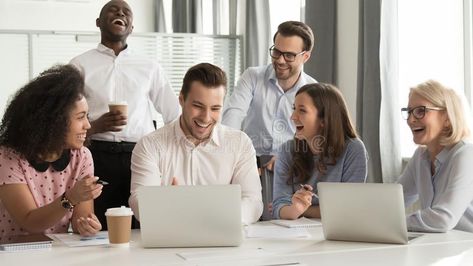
left=318, top=182, right=419, bottom=244
left=137, top=185, right=243, bottom=248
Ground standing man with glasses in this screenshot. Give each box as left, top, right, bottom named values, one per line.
left=222, top=21, right=316, bottom=220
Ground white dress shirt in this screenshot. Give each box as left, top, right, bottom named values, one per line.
left=129, top=119, right=263, bottom=224
left=398, top=140, right=473, bottom=232
left=70, top=44, right=181, bottom=142
left=222, top=64, right=316, bottom=155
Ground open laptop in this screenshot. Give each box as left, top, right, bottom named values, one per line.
left=318, top=182, right=421, bottom=244
left=137, top=185, right=243, bottom=248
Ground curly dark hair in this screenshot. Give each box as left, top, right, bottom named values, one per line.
left=289, top=83, right=358, bottom=185
left=0, top=64, right=85, bottom=162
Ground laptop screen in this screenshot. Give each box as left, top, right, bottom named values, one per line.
left=318, top=182, right=409, bottom=244
left=137, top=185, right=243, bottom=248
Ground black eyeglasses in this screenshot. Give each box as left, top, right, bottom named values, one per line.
left=269, top=45, right=306, bottom=62
left=401, top=106, right=445, bottom=120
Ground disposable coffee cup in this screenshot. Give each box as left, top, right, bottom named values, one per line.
left=105, top=206, right=133, bottom=247
left=108, top=101, right=128, bottom=129
left=108, top=101, right=128, bottom=115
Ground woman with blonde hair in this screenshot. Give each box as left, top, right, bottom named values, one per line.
left=399, top=79, right=473, bottom=232
left=272, top=83, right=368, bottom=220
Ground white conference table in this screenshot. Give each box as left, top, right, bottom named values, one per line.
left=2, top=223, right=473, bottom=266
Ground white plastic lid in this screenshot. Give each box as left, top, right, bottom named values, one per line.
left=105, top=206, right=133, bottom=216
left=108, top=101, right=128, bottom=105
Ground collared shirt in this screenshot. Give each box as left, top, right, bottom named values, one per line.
left=222, top=64, right=316, bottom=156
left=0, top=147, right=94, bottom=240
left=129, top=119, right=263, bottom=224
left=398, top=140, right=473, bottom=233
left=272, top=138, right=368, bottom=219
left=70, top=44, right=181, bottom=143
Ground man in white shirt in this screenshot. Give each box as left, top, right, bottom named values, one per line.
left=70, top=0, right=180, bottom=228
left=129, top=63, right=263, bottom=224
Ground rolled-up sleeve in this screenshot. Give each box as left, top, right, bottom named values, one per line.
left=222, top=69, right=255, bottom=130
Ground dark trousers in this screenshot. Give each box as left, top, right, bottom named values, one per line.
left=257, top=155, right=274, bottom=221
left=89, top=140, right=139, bottom=229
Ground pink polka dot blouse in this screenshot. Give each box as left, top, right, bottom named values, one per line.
left=0, top=146, right=94, bottom=240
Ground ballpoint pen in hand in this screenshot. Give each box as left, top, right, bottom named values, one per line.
left=300, top=184, right=318, bottom=198
left=95, top=179, right=109, bottom=185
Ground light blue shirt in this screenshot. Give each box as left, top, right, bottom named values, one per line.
left=272, top=138, right=368, bottom=219
left=222, top=64, right=316, bottom=156
left=398, top=140, right=473, bottom=233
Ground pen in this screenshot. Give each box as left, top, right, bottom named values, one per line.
left=96, top=179, right=109, bottom=185
left=300, top=184, right=318, bottom=198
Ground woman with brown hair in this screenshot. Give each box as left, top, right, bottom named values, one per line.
left=272, top=83, right=368, bottom=220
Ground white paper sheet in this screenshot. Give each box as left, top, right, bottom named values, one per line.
left=270, top=217, right=322, bottom=228
left=52, top=231, right=109, bottom=247
left=177, top=247, right=273, bottom=261
left=245, top=225, right=311, bottom=239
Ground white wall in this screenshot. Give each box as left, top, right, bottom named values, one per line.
left=0, top=0, right=155, bottom=32
left=336, top=0, right=359, bottom=122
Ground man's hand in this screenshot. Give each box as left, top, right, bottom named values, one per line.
left=89, top=111, right=127, bottom=135
left=263, top=156, right=277, bottom=171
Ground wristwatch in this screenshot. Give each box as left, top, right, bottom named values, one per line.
left=60, top=192, right=75, bottom=211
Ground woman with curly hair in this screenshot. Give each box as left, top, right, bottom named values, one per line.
left=0, top=64, right=103, bottom=239
left=272, top=83, right=368, bottom=220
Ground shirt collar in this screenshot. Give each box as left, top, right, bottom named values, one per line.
left=420, top=144, right=453, bottom=172
left=96, top=43, right=131, bottom=56
left=28, top=150, right=71, bottom=172
left=267, top=64, right=304, bottom=92
left=174, top=117, right=221, bottom=147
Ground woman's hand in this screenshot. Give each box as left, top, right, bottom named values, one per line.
left=291, top=184, right=314, bottom=215
left=66, top=175, right=103, bottom=205
left=76, top=213, right=102, bottom=236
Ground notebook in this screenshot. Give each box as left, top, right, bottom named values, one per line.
left=318, top=182, right=421, bottom=244
left=270, top=217, right=322, bottom=228
left=137, top=185, right=243, bottom=248
left=0, top=234, right=53, bottom=251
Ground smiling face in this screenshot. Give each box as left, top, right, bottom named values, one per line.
left=64, top=97, right=91, bottom=150
left=272, top=34, right=310, bottom=87
left=179, top=81, right=225, bottom=145
left=96, top=0, right=133, bottom=42
left=291, top=92, right=324, bottom=144
left=407, top=93, right=449, bottom=155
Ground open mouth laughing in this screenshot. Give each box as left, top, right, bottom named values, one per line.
left=111, top=18, right=127, bottom=27
left=194, top=120, right=212, bottom=129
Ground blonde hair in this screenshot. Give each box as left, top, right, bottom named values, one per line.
left=410, top=80, right=471, bottom=145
